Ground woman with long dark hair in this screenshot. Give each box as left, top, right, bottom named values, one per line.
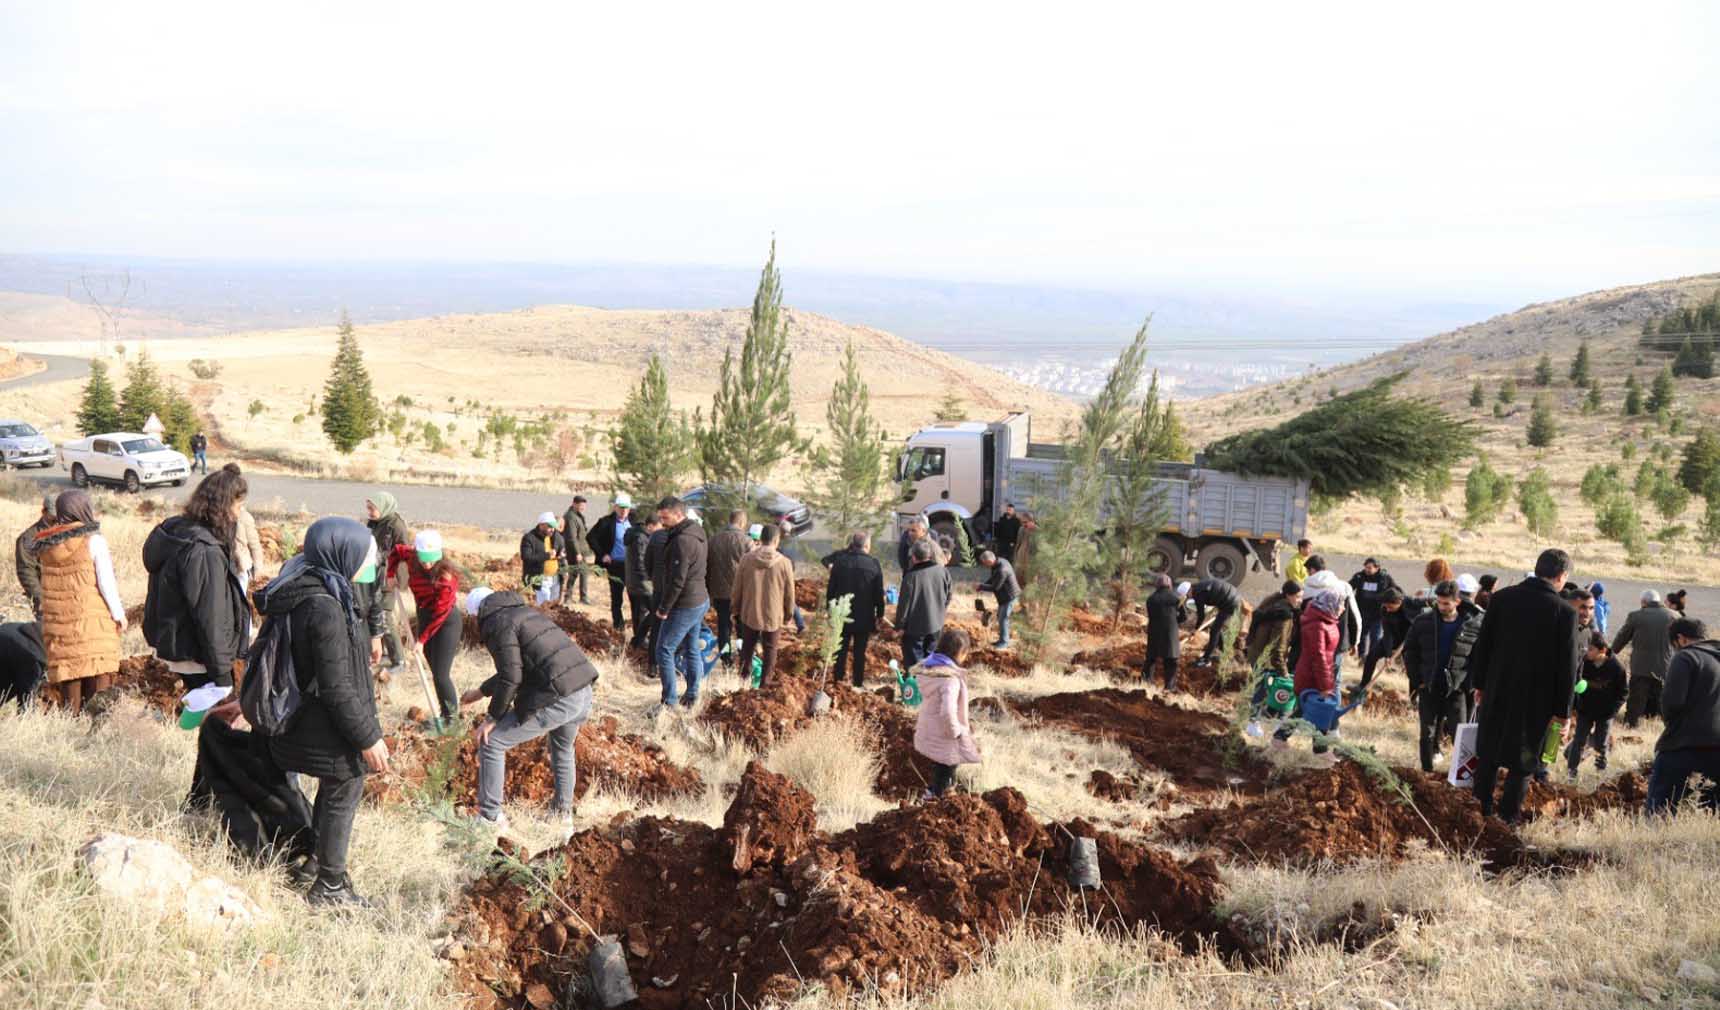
left=34, top=490, right=125, bottom=712
left=388, top=529, right=461, bottom=722
left=143, top=463, right=251, bottom=690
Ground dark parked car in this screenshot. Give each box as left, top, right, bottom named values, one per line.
left=678, top=483, right=814, bottom=538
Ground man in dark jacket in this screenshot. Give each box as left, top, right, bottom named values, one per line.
left=1185, top=578, right=1250, bottom=668
left=142, top=514, right=250, bottom=689
left=1647, top=619, right=1720, bottom=814
left=190, top=431, right=209, bottom=473
left=976, top=550, right=1021, bottom=649
left=255, top=517, right=388, bottom=908
left=520, top=512, right=567, bottom=605
left=14, top=494, right=53, bottom=619
left=706, top=510, right=752, bottom=662
left=1612, top=589, right=1677, bottom=727
left=1566, top=631, right=1627, bottom=779
left=1402, top=580, right=1484, bottom=772
left=824, top=532, right=886, bottom=686
left=896, top=539, right=952, bottom=669
left=623, top=512, right=661, bottom=651
left=560, top=495, right=592, bottom=605
left=459, top=588, right=600, bottom=828
left=0, top=620, right=45, bottom=708
left=1466, top=549, right=1582, bottom=822
left=992, top=503, right=1022, bottom=564
left=586, top=494, right=634, bottom=633
left=1349, top=558, right=1399, bottom=670
left=364, top=492, right=410, bottom=669
left=651, top=497, right=710, bottom=708
left=1143, top=574, right=1184, bottom=689
left=1364, top=589, right=1428, bottom=692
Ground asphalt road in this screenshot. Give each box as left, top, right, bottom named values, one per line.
left=1, top=353, right=89, bottom=391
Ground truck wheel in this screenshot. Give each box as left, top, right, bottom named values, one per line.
left=930, top=518, right=963, bottom=566
left=1145, top=535, right=1183, bottom=577
left=71, top=464, right=88, bottom=488
left=124, top=471, right=141, bottom=494
left=1196, top=541, right=1248, bottom=587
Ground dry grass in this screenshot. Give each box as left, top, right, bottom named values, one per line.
left=766, top=718, right=891, bottom=832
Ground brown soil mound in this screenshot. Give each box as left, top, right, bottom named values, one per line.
left=1007, top=688, right=1271, bottom=796
left=1164, top=761, right=1592, bottom=871
left=535, top=604, right=628, bottom=655
left=1070, top=635, right=1252, bottom=697
left=368, top=714, right=702, bottom=808
left=1086, top=769, right=1138, bottom=802
left=1515, top=769, right=1648, bottom=822
left=793, top=577, right=824, bottom=612
left=966, top=645, right=1032, bottom=676
left=111, top=655, right=183, bottom=716
left=447, top=764, right=1231, bottom=1010
left=698, top=678, right=935, bottom=800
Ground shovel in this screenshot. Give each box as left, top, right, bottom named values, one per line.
left=393, top=595, right=446, bottom=733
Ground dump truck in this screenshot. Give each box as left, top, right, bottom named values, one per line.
left=895, top=411, right=1309, bottom=586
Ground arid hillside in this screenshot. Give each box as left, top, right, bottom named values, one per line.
left=1182, top=273, right=1720, bottom=584
left=1, top=303, right=1079, bottom=492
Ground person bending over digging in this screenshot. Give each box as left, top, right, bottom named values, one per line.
left=912, top=627, right=982, bottom=800
left=458, top=587, right=599, bottom=832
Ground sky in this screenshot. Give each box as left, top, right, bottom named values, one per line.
left=2, top=1, right=1718, bottom=301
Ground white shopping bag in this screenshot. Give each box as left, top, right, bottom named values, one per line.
left=1447, top=722, right=1480, bottom=787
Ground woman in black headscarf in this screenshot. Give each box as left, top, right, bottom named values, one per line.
left=255, top=517, right=389, bottom=909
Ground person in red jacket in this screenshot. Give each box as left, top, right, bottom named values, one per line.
left=388, top=529, right=461, bottom=723
left=1280, top=588, right=1344, bottom=758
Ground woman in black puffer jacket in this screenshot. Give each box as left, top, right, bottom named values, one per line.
left=142, top=465, right=251, bottom=690
left=255, top=517, right=388, bottom=909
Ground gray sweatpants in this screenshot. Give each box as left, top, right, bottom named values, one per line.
left=477, top=685, right=593, bottom=820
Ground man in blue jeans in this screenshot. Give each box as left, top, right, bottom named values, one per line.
left=1646, top=618, right=1720, bottom=815
left=650, top=497, right=710, bottom=709
left=459, top=587, right=600, bottom=830
left=190, top=431, right=209, bottom=474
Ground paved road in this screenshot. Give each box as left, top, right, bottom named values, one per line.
left=0, top=353, right=89, bottom=390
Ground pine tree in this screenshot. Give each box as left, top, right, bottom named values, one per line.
left=1469, top=380, right=1484, bottom=408
left=1583, top=379, right=1603, bottom=414
left=608, top=355, right=696, bottom=506
left=1497, top=377, right=1517, bottom=404
left=1647, top=365, right=1676, bottom=414
left=1623, top=373, right=1644, bottom=416
left=1517, top=468, right=1558, bottom=538
left=1679, top=427, right=1720, bottom=495
left=117, top=350, right=167, bottom=432
left=161, top=390, right=199, bottom=453
left=1102, top=371, right=1178, bottom=627
left=1673, top=335, right=1715, bottom=378
left=811, top=340, right=890, bottom=538
left=76, top=359, right=121, bottom=435
left=1464, top=455, right=1512, bottom=529
left=321, top=310, right=381, bottom=454
left=1526, top=393, right=1558, bottom=448
left=1569, top=340, right=1592, bottom=386
left=1651, top=472, right=1691, bottom=522
left=1596, top=493, right=1643, bottom=545
left=1579, top=463, right=1620, bottom=506
left=697, top=240, right=799, bottom=502
left=933, top=390, right=966, bottom=422
left=1533, top=354, right=1553, bottom=386
left=1701, top=479, right=1720, bottom=552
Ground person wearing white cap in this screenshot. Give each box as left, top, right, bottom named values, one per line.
left=521, top=511, right=568, bottom=606
left=1612, top=587, right=1677, bottom=727
left=386, top=529, right=462, bottom=722
left=585, top=494, right=635, bottom=633
left=457, top=586, right=600, bottom=831
left=1455, top=573, right=1481, bottom=599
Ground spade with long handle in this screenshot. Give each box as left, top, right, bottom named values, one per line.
left=393, top=593, right=445, bottom=733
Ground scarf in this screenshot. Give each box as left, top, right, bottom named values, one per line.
left=265, top=516, right=374, bottom=630
left=369, top=491, right=398, bottom=520
left=55, top=489, right=98, bottom=527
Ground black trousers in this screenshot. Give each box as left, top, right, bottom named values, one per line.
left=713, top=598, right=734, bottom=653
left=1201, top=607, right=1237, bottom=661
left=1566, top=714, right=1612, bottom=772
left=1418, top=687, right=1469, bottom=772
left=629, top=589, right=656, bottom=650
left=420, top=615, right=461, bottom=719
left=929, top=762, right=958, bottom=797
left=1143, top=654, right=1178, bottom=690
left=836, top=627, right=872, bottom=686
left=1472, top=760, right=1531, bottom=823
left=605, top=562, right=628, bottom=630
left=902, top=633, right=937, bottom=671
left=311, top=773, right=366, bottom=880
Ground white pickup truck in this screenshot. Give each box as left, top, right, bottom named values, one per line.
left=59, top=433, right=191, bottom=492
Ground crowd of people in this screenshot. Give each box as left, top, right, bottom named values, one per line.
left=5, top=470, right=1718, bottom=906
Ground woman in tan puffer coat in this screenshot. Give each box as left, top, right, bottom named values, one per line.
left=34, top=490, right=125, bottom=712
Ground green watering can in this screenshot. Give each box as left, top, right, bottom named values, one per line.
left=891, top=659, right=921, bottom=707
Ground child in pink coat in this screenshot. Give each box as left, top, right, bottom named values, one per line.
left=913, top=628, right=982, bottom=799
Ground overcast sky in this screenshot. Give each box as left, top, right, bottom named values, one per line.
left=2, top=1, right=1717, bottom=299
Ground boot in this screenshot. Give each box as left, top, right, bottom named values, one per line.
left=306, top=871, right=374, bottom=910
left=285, top=856, right=319, bottom=889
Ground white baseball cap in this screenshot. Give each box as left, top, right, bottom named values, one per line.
left=1456, top=573, right=1480, bottom=596
left=536, top=511, right=556, bottom=526
left=1176, top=581, right=1191, bottom=597
left=414, top=529, right=444, bottom=561
left=613, top=492, right=634, bottom=509
left=465, top=586, right=493, bottom=617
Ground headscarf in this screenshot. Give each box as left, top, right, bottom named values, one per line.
left=368, top=491, right=398, bottom=520
left=1306, top=588, right=1344, bottom=616
left=264, top=516, right=375, bottom=630
left=55, top=490, right=97, bottom=527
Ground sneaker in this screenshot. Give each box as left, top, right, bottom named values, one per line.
left=475, top=812, right=511, bottom=833
left=678, top=694, right=699, bottom=709
left=1245, top=720, right=1264, bottom=738
left=306, top=873, right=375, bottom=910
left=1432, top=752, right=1443, bottom=765
left=1567, top=769, right=1580, bottom=784
left=920, top=789, right=937, bottom=803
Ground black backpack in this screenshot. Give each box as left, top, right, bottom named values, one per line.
left=239, top=613, right=306, bottom=735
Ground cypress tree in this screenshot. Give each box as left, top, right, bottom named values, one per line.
left=321, top=310, right=381, bottom=454
left=1533, top=353, right=1554, bottom=386
left=117, top=350, right=167, bottom=432
left=1569, top=340, right=1592, bottom=385
left=933, top=390, right=965, bottom=422
left=810, top=340, right=889, bottom=537
left=1673, top=335, right=1715, bottom=378
left=1102, top=370, right=1179, bottom=627
left=1679, top=427, right=1720, bottom=495
left=697, top=240, right=799, bottom=502
left=1527, top=394, right=1558, bottom=448
left=1623, top=373, right=1644, bottom=416
left=1583, top=379, right=1603, bottom=414
left=76, top=359, right=121, bottom=435
left=1498, top=377, right=1517, bottom=404
left=161, top=390, right=199, bottom=453
left=1517, top=468, right=1558, bottom=538
left=1647, top=365, right=1676, bottom=414
left=608, top=354, right=695, bottom=505
left=1469, top=380, right=1484, bottom=408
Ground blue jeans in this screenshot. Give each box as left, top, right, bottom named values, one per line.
left=1646, top=748, right=1720, bottom=815
left=655, top=602, right=709, bottom=704
left=994, top=598, right=1016, bottom=647
left=477, top=686, right=592, bottom=820
left=193, top=449, right=208, bottom=473
left=1359, top=618, right=1385, bottom=660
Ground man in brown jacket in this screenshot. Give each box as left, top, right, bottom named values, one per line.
left=705, top=510, right=751, bottom=665
left=730, top=524, right=796, bottom=686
